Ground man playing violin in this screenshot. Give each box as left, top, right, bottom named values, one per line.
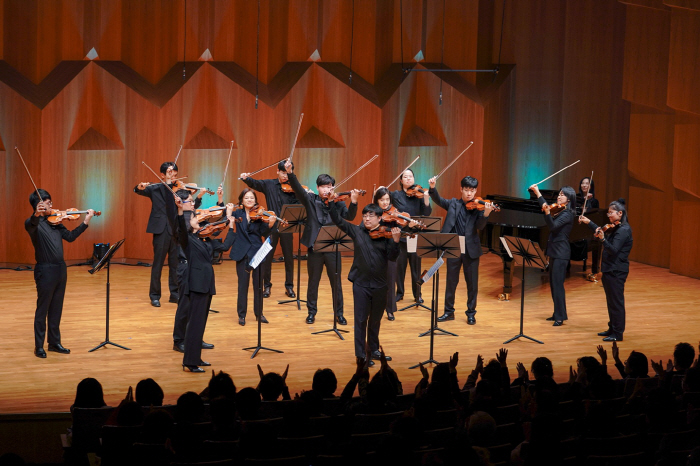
left=429, top=176, right=493, bottom=325
left=328, top=196, right=401, bottom=365
left=240, top=160, right=300, bottom=299
left=392, top=169, right=432, bottom=305
left=25, top=189, right=96, bottom=358
left=283, top=159, right=359, bottom=325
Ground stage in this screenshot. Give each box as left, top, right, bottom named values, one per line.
left=1, top=253, right=698, bottom=414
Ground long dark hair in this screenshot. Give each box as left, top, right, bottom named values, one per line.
left=609, top=198, right=628, bottom=224
left=373, top=187, right=392, bottom=206
left=579, top=177, right=595, bottom=197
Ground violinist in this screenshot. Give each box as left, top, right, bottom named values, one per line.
left=229, top=188, right=277, bottom=326
left=529, top=184, right=577, bottom=326
left=429, top=176, right=492, bottom=325
left=172, top=186, right=224, bottom=354
left=25, top=189, right=96, bottom=358
left=240, top=160, right=300, bottom=299
left=391, top=169, right=432, bottom=305
left=373, top=187, right=421, bottom=321
left=328, top=198, right=400, bottom=365
left=174, top=192, right=237, bottom=373
left=284, top=159, right=359, bottom=325
left=134, top=162, right=181, bottom=308
left=576, top=176, right=601, bottom=275
left=579, top=199, right=633, bottom=342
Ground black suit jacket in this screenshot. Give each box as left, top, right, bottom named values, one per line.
left=429, top=187, right=488, bottom=259
left=228, top=209, right=271, bottom=261
left=588, top=222, right=633, bottom=273
left=242, top=177, right=298, bottom=215
left=134, top=183, right=177, bottom=235
left=177, top=215, right=235, bottom=295
left=537, top=196, right=574, bottom=260
left=288, top=172, right=358, bottom=248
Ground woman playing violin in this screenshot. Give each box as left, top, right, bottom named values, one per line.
left=575, top=176, right=601, bottom=276
left=229, top=188, right=278, bottom=326
left=529, top=184, right=576, bottom=326
left=579, top=199, right=633, bottom=342
left=174, top=192, right=236, bottom=373
left=392, top=169, right=432, bottom=305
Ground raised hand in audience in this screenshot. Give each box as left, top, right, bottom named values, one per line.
left=568, top=365, right=578, bottom=384
left=475, top=354, right=484, bottom=375
left=651, top=359, right=667, bottom=382
left=597, top=345, right=608, bottom=366
left=257, top=364, right=265, bottom=380
left=449, top=352, right=459, bottom=374
left=419, top=362, right=429, bottom=381
left=612, top=341, right=621, bottom=364
left=516, top=362, right=529, bottom=383
left=497, top=348, right=508, bottom=368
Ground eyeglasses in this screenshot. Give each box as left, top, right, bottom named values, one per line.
left=362, top=214, right=377, bottom=219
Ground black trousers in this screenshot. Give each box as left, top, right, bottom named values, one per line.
left=549, top=258, right=568, bottom=321
left=396, top=242, right=422, bottom=300
left=173, top=261, right=189, bottom=344
left=150, top=231, right=179, bottom=301
left=236, top=256, right=262, bottom=318
left=602, top=270, right=627, bottom=338
left=263, top=230, right=294, bottom=289
left=353, top=283, right=387, bottom=358
left=183, top=291, right=211, bottom=366
left=33, top=262, right=67, bottom=348
left=444, top=254, right=480, bottom=316
left=385, top=259, right=397, bottom=315
left=306, top=249, right=343, bottom=317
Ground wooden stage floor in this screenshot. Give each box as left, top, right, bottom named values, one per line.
left=1, top=253, right=699, bottom=414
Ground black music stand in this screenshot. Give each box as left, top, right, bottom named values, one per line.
left=500, top=236, right=546, bottom=345
left=311, top=225, right=352, bottom=340
left=88, top=239, right=131, bottom=352
left=397, top=216, right=442, bottom=313
left=277, top=204, right=307, bottom=310
left=243, top=237, right=284, bottom=358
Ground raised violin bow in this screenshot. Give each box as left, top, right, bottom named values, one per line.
left=173, top=144, right=184, bottom=165
left=434, top=142, right=474, bottom=180
left=220, top=140, right=235, bottom=189
left=288, top=113, right=304, bottom=162
left=142, top=161, right=190, bottom=202
left=238, top=160, right=284, bottom=180
left=14, top=146, right=43, bottom=200
left=387, top=156, right=420, bottom=187
left=581, top=170, right=593, bottom=215
left=531, top=159, right=580, bottom=188
left=334, top=154, right=379, bottom=190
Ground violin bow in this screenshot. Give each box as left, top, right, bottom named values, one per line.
left=334, top=154, right=379, bottom=190
left=387, top=155, right=420, bottom=187
left=220, top=140, right=235, bottom=189
left=238, top=160, right=283, bottom=180
left=581, top=170, right=593, bottom=215
left=142, top=161, right=191, bottom=203
left=288, top=113, right=304, bottom=162
left=434, top=142, right=474, bottom=180
left=531, top=159, right=580, bottom=187
left=173, top=144, right=184, bottom=165
left=14, top=146, right=43, bottom=200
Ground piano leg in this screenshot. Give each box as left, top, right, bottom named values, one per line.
left=497, top=256, right=515, bottom=301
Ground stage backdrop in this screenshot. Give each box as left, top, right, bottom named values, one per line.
left=1, top=0, right=699, bottom=279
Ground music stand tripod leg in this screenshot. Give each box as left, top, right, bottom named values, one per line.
left=410, top=269, right=440, bottom=368
left=243, top=264, right=284, bottom=358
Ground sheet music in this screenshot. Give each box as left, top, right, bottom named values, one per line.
left=459, top=236, right=465, bottom=254
left=407, top=235, right=417, bottom=253
left=249, top=237, right=273, bottom=270
left=421, top=257, right=444, bottom=284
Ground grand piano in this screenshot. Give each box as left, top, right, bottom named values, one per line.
left=479, top=190, right=606, bottom=300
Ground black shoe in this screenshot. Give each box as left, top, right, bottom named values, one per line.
left=201, top=341, right=214, bottom=349
left=256, top=315, right=269, bottom=324
left=239, top=317, right=246, bottom=326
left=467, top=314, right=476, bottom=325
left=263, top=285, right=271, bottom=298
left=48, top=343, right=70, bottom=354
left=151, top=299, right=161, bottom=307
left=437, top=313, right=455, bottom=322
left=416, top=297, right=424, bottom=304
left=553, top=321, right=564, bottom=326
left=199, top=360, right=211, bottom=366
left=602, top=335, right=622, bottom=342
left=546, top=316, right=556, bottom=321
left=173, top=342, right=185, bottom=353
left=371, top=350, right=392, bottom=361
left=285, top=287, right=296, bottom=298
left=34, top=347, right=46, bottom=358
left=396, top=295, right=404, bottom=302
left=306, top=314, right=315, bottom=324
left=597, top=330, right=612, bottom=337
left=169, top=296, right=178, bottom=304
left=182, top=365, right=205, bottom=373
left=387, top=312, right=395, bottom=321
left=337, top=315, right=347, bottom=325
left=367, top=360, right=375, bottom=367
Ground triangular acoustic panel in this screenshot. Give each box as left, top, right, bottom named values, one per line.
left=185, top=126, right=234, bottom=150
left=69, top=127, right=123, bottom=150
left=297, top=126, right=344, bottom=149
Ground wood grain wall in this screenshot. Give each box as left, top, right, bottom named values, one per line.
left=1, top=0, right=699, bottom=279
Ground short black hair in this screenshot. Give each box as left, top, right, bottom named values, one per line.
left=626, top=351, right=648, bottom=377
left=531, top=357, right=554, bottom=379
left=29, top=189, right=51, bottom=210
left=312, top=368, right=337, bottom=398
left=278, top=160, right=294, bottom=172
left=135, top=378, right=164, bottom=407
left=461, top=176, right=478, bottom=189
left=175, top=189, right=191, bottom=202
left=362, top=203, right=383, bottom=217
left=674, top=342, right=696, bottom=370
left=160, top=162, right=178, bottom=174
left=316, top=174, right=335, bottom=187
left=257, top=372, right=285, bottom=401
left=373, top=187, right=392, bottom=205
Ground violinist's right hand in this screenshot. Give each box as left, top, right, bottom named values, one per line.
left=284, top=159, right=293, bottom=174
left=225, top=203, right=235, bottom=217
left=529, top=184, right=541, bottom=197
left=217, top=186, right=224, bottom=203
left=239, top=173, right=250, bottom=180
left=174, top=196, right=184, bottom=215
left=137, top=182, right=149, bottom=191
left=35, top=200, right=49, bottom=216
left=578, top=215, right=590, bottom=224
left=429, top=176, right=437, bottom=189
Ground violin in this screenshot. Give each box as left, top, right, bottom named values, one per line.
left=195, top=205, right=241, bottom=224
left=280, top=182, right=309, bottom=193
left=380, top=206, right=426, bottom=229
left=196, top=218, right=234, bottom=238
left=542, top=203, right=567, bottom=216
left=323, top=190, right=367, bottom=204
left=47, top=209, right=101, bottom=225
left=465, top=197, right=501, bottom=212
left=172, top=181, right=216, bottom=196
left=246, top=204, right=289, bottom=226
left=405, top=184, right=427, bottom=198
left=368, top=226, right=415, bottom=240
left=600, top=221, right=621, bottom=233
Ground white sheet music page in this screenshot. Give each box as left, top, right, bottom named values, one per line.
left=249, top=237, right=273, bottom=269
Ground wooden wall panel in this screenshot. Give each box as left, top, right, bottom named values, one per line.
left=670, top=196, right=700, bottom=278
left=667, top=7, right=700, bottom=114
left=672, top=118, right=700, bottom=198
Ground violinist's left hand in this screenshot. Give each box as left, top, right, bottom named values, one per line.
left=84, top=209, right=95, bottom=225
left=579, top=215, right=590, bottom=224
left=594, top=227, right=604, bottom=240
left=408, top=219, right=420, bottom=229
left=391, top=227, right=401, bottom=243
left=484, top=202, right=494, bottom=215
left=350, top=189, right=360, bottom=204
left=197, top=186, right=206, bottom=199
left=542, top=204, right=551, bottom=215
left=267, top=215, right=277, bottom=228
